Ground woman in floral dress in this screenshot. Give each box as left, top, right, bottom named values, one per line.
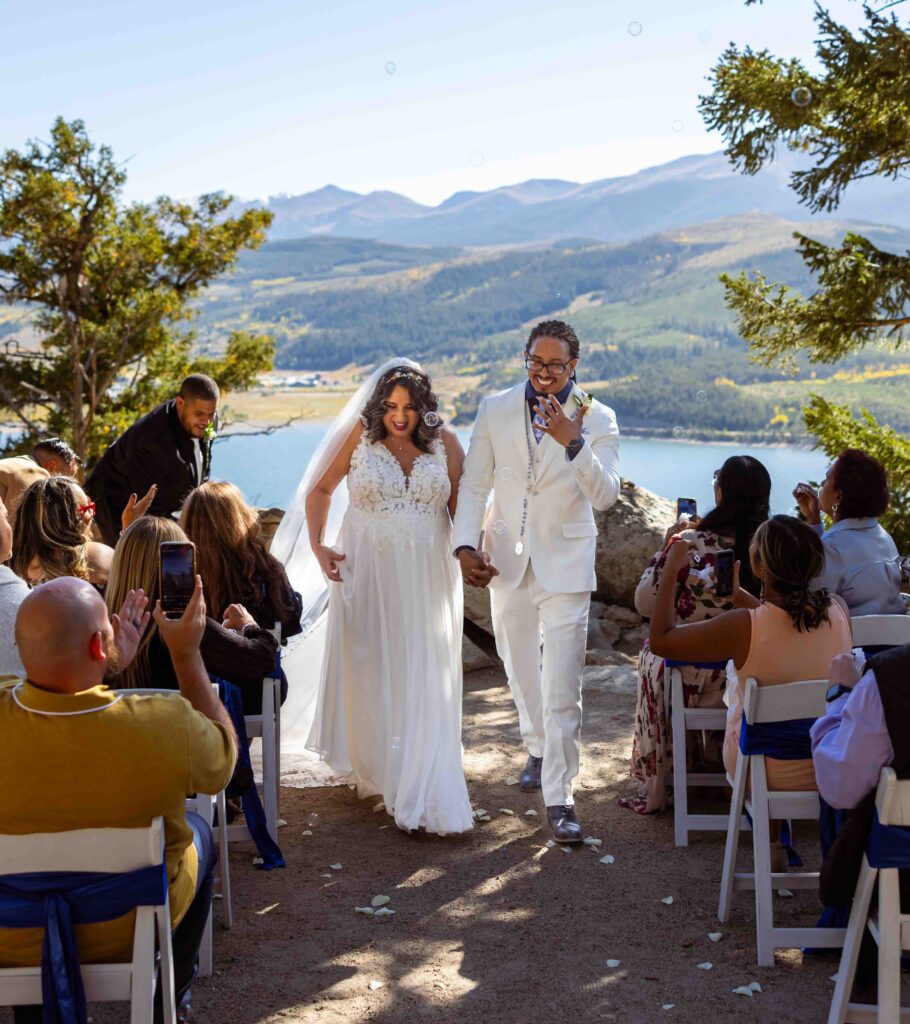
left=621, top=456, right=771, bottom=814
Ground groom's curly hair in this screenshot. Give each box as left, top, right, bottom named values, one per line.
left=526, top=320, right=580, bottom=361
left=361, top=366, right=443, bottom=453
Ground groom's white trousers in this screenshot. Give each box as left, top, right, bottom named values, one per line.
left=490, top=563, right=590, bottom=807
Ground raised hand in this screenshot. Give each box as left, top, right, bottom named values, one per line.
left=532, top=394, right=587, bottom=448
left=792, top=482, right=821, bottom=524
left=111, top=587, right=151, bottom=669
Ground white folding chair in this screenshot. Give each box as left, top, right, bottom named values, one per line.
left=0, top=818, right=176, bottom=1024
left=829, top=768, right=910, bottom=1024
left=851, top=614, right=910, bottom=649
left=718, top=676, right=846, bottom=966
left=666, top=659, right=749, bottom=846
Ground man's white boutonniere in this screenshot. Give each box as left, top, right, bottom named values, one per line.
left=203, top=422, right=217, bottom=444
left=572, top=385, right=594, bottom=415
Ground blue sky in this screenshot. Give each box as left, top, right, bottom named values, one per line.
left=3, top=0, right=867, bottom=205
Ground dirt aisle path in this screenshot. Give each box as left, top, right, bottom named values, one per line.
left=174, top=669, right=841, bottom=1022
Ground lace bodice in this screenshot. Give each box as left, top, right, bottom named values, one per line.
left=344, top=437, right=450, bottom=545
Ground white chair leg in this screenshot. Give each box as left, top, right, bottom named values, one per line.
left=216, top=789, right=233, bottom=930
left=157, top=903, right=177, bottom=1024
left=198, top=906, right=213, bottom=978
left=718, top=754, right=748, bottom=923
left=131, top=908, right=156, bottom=1024
left=751, top=757, right=775, bottom=967
left=671, top=670, right=689, bottom=847
left=877, top=868, right=902, bottom=1024
left=274, top=687, right=282, bottom=823
left=827, top=859, right=878, bottom=1024
left=262, top=689, right=278, bottom=843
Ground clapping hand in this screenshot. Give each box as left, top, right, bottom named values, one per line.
left=121, top=484, right=157, bottom=531
left=111, top=588, right=151, bottom=670
left=532, top=394, right=587, bottom=448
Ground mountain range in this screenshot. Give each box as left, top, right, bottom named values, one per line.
left=237, top=150, right=910, bottom=247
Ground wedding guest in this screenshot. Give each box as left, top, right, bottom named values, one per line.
left=106, top=516, right=281, bottom=713
left=623, top=455, right=771, bottom=814
left=180, top=481, right=302, bottom=640
left=793, top=449, right=904, bottom=616
left=0, top=496, right=28, bottom=676
left=11, top=476, right=113, bottom=589
left=32, top=436, right=81, bottom=477
left=649, top=515, right=852, bottom=869
left=0, top=575, right=235, bottom=1024
left=87, top=374, right=219, bottom=545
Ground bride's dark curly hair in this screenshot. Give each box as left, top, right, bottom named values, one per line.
left=361, top=366, right=442, bottom=453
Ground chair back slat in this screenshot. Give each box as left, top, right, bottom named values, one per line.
left=0, top=818, right=165, bottom=874
left=742, top=677, right=829, bottom=724
left=851, top=613, right=910, bottom=648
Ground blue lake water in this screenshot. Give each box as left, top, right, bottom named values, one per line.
left=212, top=422, right=827, bottom=516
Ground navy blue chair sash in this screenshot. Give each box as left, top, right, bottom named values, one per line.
left=867, top=808, right=910, bottom=869
left=215, top=679, right=285, bottom=870
left=0, top=862, right=167, bottom=1024
left=739, top=717, right=816, bottom=760
left=665, top=660, right=727, bottom=670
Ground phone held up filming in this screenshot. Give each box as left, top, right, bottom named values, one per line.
left=713, top=548, right=735, bottom=598
left=676, top=497, right=697, bottom=523
left=159, top=541, right=196, bottom=617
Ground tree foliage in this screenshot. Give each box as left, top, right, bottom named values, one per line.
left=0, top=118, right=274, bottom=464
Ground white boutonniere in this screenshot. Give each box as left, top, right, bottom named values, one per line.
left=572, top=385, right=594, bottom=415
left=203, top=422, right=217, bottom=444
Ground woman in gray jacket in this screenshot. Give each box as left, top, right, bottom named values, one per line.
left=794, top=448, right=905, bottom=616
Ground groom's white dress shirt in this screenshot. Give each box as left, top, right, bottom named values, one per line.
left=453, top=381, right=620, bottom=806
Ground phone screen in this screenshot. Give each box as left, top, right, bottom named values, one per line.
left=714, top=548, right=735, bottom=598
left=160, top=542, right=196, bottom=615
left=676, top=497, right=697, bottom=521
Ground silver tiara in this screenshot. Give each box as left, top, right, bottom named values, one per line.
left=388, top=369, right=424, bottom=384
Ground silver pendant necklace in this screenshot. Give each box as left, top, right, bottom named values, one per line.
left=514, top=410, right=536, bottom=556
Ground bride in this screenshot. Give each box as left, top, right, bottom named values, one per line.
left=272, top=359, right=474, bottom=835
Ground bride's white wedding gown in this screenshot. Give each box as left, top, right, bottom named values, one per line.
left=284, top=433, right=473, bottom=835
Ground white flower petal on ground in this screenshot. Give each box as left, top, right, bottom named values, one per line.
left=748, top=982, right=762, bottom=992
left=732, top=986, right=754, bottom=998
left=606, top=959, right=621, bottom=968
left=368, top=980, right=384, bottom=990
left=473, top=808, right=487, bottom=817
left=582, top=837, right=602, bottom=847
left=829, top=974, right=839, bottom=983
left=373, top=802, right=385, bottom=812
left=708, top=932, right=722, bottom=942
left=355, top=907, right=375, bottom=915
left=506, top=777, right=520, bottom=786
left=371, top=895, right=391, bottom=907
left=599, top=855, right=616, bottom=865
left=277, top=818, right=287, bottom=827
left=696, top=963, right=713, bottom=970
left=301, top=830, right=313, bottom=836
left=498, top=808, right=515, bottom=815
left=320, top=873, right=333, bottom=878
left=379, top=826, right=388, bottom=830
left=545, top=840, right=556, bottom=848
left=662, top=1004, right=675, bottom=1011
left=661, top=896, right=674, bottom=905
left=525, top=810, right=538, bottom=817
left=778, top=888, right=794, bottom=898
left=252, top=857, right=264, bottom=866
left=374, top=907, right=395, bottom=918
left=478, top=815, right=492, bottom=822
left=330, top=863, right=343, bottom=871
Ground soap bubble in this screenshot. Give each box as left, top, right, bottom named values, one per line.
left=672, top=426, right=685, bottom=438
left=469, top=151, right=485, bottom=168
left=423, top=410, right=440, bottom=427
left=697, top=29, right=711, bottom=44
left=306, top=812, right=320, bottom=827
left=671, top=120, right=684, bottom=133
left=385, top=61, right=397, bottom=75
left=695, top=390, right=707, bottom=403
left=498, top=468, right=512, bottom=481
left=492, top=519, right=507, bottom=535
left=391, top=736, right=402, bottom=750
left=791, top=86, right=813, bottom=108
left=627, top=21, right=643, bottom=36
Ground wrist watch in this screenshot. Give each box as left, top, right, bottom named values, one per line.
left=566, top=437, right=585, bottom=460
left=825, top=683, right=853, bottom=703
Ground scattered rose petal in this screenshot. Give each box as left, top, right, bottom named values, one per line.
left=277, top=818, right=287, bottom=827
left=525, top=809, right=538, bottom=817
left=373, top=802, right=385, bottom=812
left=661, top=896, right=674, bottom=905
left=505, top=776, right=520, bottom=786
left=379, top=825, right=388, bottom=830
left=301, top=830, right=313, bottom=836
left=583, top=836, right=603, bottom=847
left=330, top=863, right=343, bottom=870
left=829, top=974, right=839, bottom=983
left=732, top=986, right=754, bottom=998
left=708, top=932, right=723, bottom=942
left=252, top=857, right=264, bottom=866
left=600, top=854, right=616, bottom=865
left=374, top=907, right=395, bottom=918
left=478, top=815, right=492, bottom=822
left=545, top=840, right=556, bottom=848
left=368, top=979, right=384, bottom=990
left=473, top=808, right=487, bottom=817
left=371, top=895, right=391, bottom=907
left=355, top=907, right=375, bottom=915
left=662, top=1005, right=675, bottom=1011
left=561, top=846, right=572, bottom=854
left=320, top=873, right=333, bottom=878
left=778, top=888, right=794, bottom=898
left=748, top=982, right=762, bottom=993
left=697, top=963, right=713, bottom=970
left=606, top=959, right=621, bottom=968
left=498, top=808, right=515, bottom=815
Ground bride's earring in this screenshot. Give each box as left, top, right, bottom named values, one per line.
left=832, top=503, right=839, bottom=514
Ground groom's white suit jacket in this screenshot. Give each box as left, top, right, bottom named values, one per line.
left=453, top=382, right=621, bottom=594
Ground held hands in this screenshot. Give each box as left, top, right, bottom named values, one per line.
left=458, top=549, right=500, bottom=589
left=223, top=603, right=256, bottom=632
left=121, top=484, right=157, bottom=532
left=532, top=395, right=588, bottom=448
left=793, top=482, right=821, bottom=524
left=154, top=576, right=206, bottom=662
left=111, top=588, right=151, bottom=670
left=316, top=543, right=346, bottom=583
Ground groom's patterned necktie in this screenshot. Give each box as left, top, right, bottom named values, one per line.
left=532, top=409, right=547, bottom=444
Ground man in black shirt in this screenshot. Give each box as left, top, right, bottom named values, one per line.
left=87, top=374, right=219, bottom=545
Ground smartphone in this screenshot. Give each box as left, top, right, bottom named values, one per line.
left=676, top=497, right=697, bottom=522
left=714, top=548, right=735, bottom=598
left=159, top=541, right=196, bottom=617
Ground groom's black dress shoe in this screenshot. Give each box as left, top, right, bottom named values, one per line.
left=520, top=754, right=543, bottom=792
left=547, top=804, right=583, bottom=843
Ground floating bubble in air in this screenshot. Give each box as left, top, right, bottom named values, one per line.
left=671, top=120, right=684, bottom=133
left=627, top=21, right=643, bottom=36
left=695, top=390, right=707, bottom=403
left=391, top=736, right=402, bottom=750
left=492, top=519, right=507, bottom=535
left=672, top=426, right=685, bottom=438
left=498, top=468, right=512, bottom=481
left=469, top=151, right=485, bottom=168
left=791, top=86, right=813, bottom=108
left=385, top=61, right=397, bottom=75
left=697, top=29, right=711, bottom=44
left=423, top=410, right=440, bottom=427
left=307, top=812, right=320, bottom=827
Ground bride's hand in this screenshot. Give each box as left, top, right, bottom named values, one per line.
left=316, top=544, right=346, bottom=583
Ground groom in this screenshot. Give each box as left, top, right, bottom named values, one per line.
left=453, top=320, right=621, bottom=842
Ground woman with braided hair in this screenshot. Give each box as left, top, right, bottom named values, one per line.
left=273, top=359, right=473, bottom=835
left=648, top=515, right=852, bottom=867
